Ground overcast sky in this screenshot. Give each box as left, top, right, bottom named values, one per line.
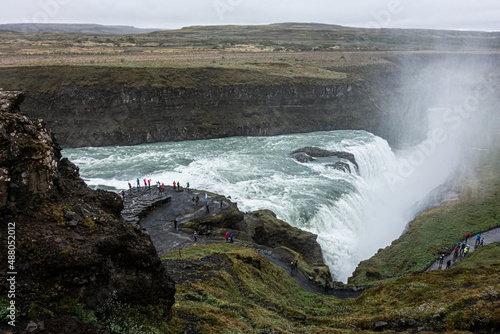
left=2, top=0, right=500, bottom=31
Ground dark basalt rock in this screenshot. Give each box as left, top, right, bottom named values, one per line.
left=328, top=161, right=352, bottom=173
left=0, top=91, right=176, bottom=327
left=291, top=146, right=359, bottom=172
left=0, top=89, right=25, bottom=113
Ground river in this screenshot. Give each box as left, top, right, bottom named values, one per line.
left=63, top=119, right=465, bottom=282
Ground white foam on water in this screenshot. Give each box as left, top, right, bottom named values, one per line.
left=62, top=128, right=463, bottom=282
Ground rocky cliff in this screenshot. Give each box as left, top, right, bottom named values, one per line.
left=0, top=91, right=175, bottom=332
left=1, top=53, right=499, bottom=149
left=0, top=65, right=390, bottom=148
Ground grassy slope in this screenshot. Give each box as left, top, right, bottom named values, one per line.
left=0, top=63, right=349, bottom=93
left=154, top=243, right=500, bottom=333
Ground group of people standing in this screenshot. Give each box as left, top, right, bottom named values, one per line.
left=133, top=177, right=190, bottom=193
left=439, top=232, right=485, bottom=269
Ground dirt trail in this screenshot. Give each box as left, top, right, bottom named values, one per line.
left=426, top=227, right=500, bottom=271
left=135, top=186, right=362, bottom=299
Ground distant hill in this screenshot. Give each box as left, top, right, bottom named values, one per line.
left=0, top=23, right=160, bottom=34
left=271, top=22, right=347, bottom=29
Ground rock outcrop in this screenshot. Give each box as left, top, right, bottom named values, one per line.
left=291, top=146, right=359, bottom=173
left=0, top=91, right=175, bottom=331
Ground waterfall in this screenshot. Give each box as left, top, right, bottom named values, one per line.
left=62, top=126, right=466, bottom=282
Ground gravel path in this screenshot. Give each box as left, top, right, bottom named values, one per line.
left=426, top=227, right=500, bottom=271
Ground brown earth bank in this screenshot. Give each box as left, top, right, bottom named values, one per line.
left=0, top=91, right=175, bottom=333
left=1, top=51, right=498, bottom=149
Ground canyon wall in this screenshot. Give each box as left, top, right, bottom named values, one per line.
left=1, top=53, right=498, bottom=149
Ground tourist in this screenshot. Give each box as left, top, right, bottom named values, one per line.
left=174, top=218, right=177, bottom=230
left=206, top=203, right=209, bottom=213
left=446, top=260, right=451, bottom=269
left=290, top=261, right=295, bottom=276
left=294, top=260, right=298, bottom=270
left=324, top=280, right=330, bottom=292
left=480, top=238, right=484, bottom=247
left=128, top=182, right=132, bottom=191
left=173, top=181, right=176, bottom=190
left=225, top=231, right=229, bottom=242
left=186, top=182, right=190, bottom=192
left=463, top=246, right=469, bottom=257
left=193, top=230, right=197, bottom=242
left=439, top=254, right=444, bottom=265
left=137, top=178, right=140, bottom=187
left=465, top=232, right=470, bottom=242
left=177, top=181, right=181, bottom=190
left=476, top=233, right=481, bottom=246
left=230, top=233, right=234, bottom=243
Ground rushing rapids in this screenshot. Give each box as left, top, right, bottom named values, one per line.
left=64, top=126, right=466, bottom=282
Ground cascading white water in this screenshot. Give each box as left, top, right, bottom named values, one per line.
left=63, top=94, right=498, bottom=283
left=64, top=130, right=432, bottom=282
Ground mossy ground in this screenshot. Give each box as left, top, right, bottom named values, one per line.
left=155, top=242, right=500, bottom=333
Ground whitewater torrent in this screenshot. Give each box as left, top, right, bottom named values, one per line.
left=63, top=112, right=465, bottom=282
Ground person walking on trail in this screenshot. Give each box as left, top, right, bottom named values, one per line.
left=137, top=178, right=140, bottom=187
left=324, top=280, right=330, bottom=292
left=439, top=254, right=445, bottom=265
left=446, top=259, right=451, bottom=269
left=193, top=230, right=197, bottom=242
left=147, top=179, right=151, bottom=188
left=173, top=218, right=177, bottom=230
left=464, top=246, right=469, bottom=257
left=128, top=182, right=132, bottom=191
left=225, top=232, right=229, bottom=243
left=480, top=238, right=484, bottom=247
left=294, top=260, right=298, bottom=270
left=173, top=181, right=176, bottom=190
left=187, top=182, right=190, bottom=192
left=476, top=233, right=481, bottom=246
left=230, top=233, right=234, bottom=243
left=143, top=179, right=147, bottom=187
left=454, top=246, right=459, bottom=257
left=465, top=232, right=470, bottom=242
left=290, top=261, right=295, bottom=276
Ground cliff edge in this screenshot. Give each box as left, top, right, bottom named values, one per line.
left=0, top=90, right=175, bottom=332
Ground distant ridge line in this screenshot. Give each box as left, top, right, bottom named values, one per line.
left=0, top=23, right=160, bottom=34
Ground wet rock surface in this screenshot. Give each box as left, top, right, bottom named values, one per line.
left=291, top=146, right=359, bottom=173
